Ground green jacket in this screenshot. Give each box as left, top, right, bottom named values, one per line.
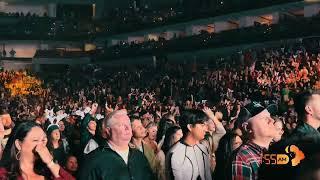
left=78, top=143, right=155, bottom=180
left=80, top=113, right=94, bottom=152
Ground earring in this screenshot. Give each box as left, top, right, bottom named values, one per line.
left=16, top=150, right=21, bottom=161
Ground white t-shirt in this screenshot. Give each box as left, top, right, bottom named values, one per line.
left=137, top=145, right=143, bottom=153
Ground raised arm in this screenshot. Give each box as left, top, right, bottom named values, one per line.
left=202, top=107, right=226, bottom=135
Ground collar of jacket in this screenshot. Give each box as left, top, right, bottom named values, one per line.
left=128, top=141, right=148, bottom=153
left=100, top=142, right=136, bottom=164
left=180, top=139, right=208, bottom=154
left=101, top=142, right=133, bottom=153
left=296, top=122, right=320, bottom=136
left=246, top=141, right=267, bottom=154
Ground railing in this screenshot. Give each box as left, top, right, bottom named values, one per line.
left=0, top=0, right=304, bottom=40
left=95, top=0, right=303, bottom=36
left=34, top=50, right=89, bottom=58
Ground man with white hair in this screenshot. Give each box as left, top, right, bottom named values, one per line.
left=78, top=109, right=154, bottom=180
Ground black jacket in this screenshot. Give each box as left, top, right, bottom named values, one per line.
left=78, top=143, right=154, bottom=180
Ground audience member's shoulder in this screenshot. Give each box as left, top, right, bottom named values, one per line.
left=166, top=142, right=188, bottom=165
left=236, top=152, right=260, bottom=168
left=129, top=147, right=145, bottom=157
left=231, top=144, right=256, bottom=162
left=168, top=141, right=185, bottom=154
left=0, top=167, right=8, bottom=177
left=79, top=147, right=106, bottom=176
left=196, top=143, right=210, bottom=154
left=234, top=143, right=250, bottom=154
left=268, top=139, right=287, bottom=153
left=84, top=145, right=119, bottom=163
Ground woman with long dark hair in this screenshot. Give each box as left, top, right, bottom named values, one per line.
left=156, top=126, right=183, bottom=180
left=161, top=126, right=183, bottom=155
left=0, top=121, right=74, bottom=180
left=214, top=132, right=243, bottom=180
left=155, top=116, right=175, bottom=147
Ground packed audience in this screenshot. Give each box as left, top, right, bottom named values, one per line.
left=0, top=41, right=320, bottom=179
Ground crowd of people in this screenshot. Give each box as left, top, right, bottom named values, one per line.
left=0, top=40, right=319, bottom=179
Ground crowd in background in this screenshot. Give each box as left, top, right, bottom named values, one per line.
left=0, top=39, right=319, bottom=179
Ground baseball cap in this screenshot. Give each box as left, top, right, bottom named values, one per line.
left=235, top=101, right=278, bottom=129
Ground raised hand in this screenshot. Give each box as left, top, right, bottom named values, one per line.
left=202, top=107, right=215, bottom=119
left=105, top=103, right=114, bottom=113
